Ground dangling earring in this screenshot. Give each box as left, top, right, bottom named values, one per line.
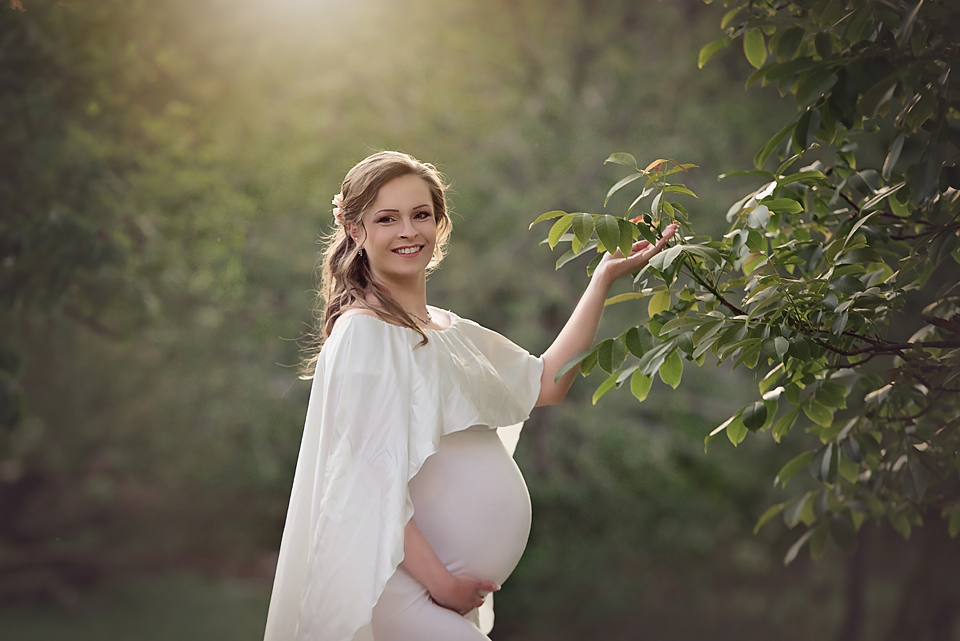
left=358, top=247, right=364, bottom=258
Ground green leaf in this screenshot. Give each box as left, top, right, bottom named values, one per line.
left=579, top=350, right=599, bottom=377
left=762, top=198, right=803, bottom=213
left=784, top=492, right=813, bottom=528
left=604, top=292, right=645, bottom=307
left=572, top=213, right=595, bottom=249
left=794, top=70, right=837, bottom=107
left=637, top=340, right=675, bottom=377
left=648, top=244, right=684, bottom=271
left=681, top=244, right=723, bottom=267
left=812, top=443, right=839, bottom=484
left=664, top=184, right=698, bottom=198
left=778, top=169, right=827, bottom=186
left=775, top=450, right=815, bottom=488
left=761, top=336, right=790, bottom=361
left=816, top=380, right=849, bottom=409
left=698, top=36, right=732, bottom=68
left=605, top=153, right=638, bottom=170
left=604, top=173, right=643, bottom=206
left=548, top=214, right=574, bottom=249
left=908, top=461, right=929, bottom=501
left=784, top=528, right=815, bottom=565
left=846, top=210, right=881, bottom=245
left=618, top=218, right=636, bottom=257
left=949, top=509, right=960, bottom=538
left=889, top=510, right=912, bottom=539
left=637, top=222, right=657, bottom=245
left=860, top=74, right=900, bottom=119
left=623, top=326, right=654, bottom=357
left=530, top=210, right=566, bottom=229
left=647, top=290, right=670, bottom=317
left=776, top=27, right=804, bottom=62
left=595, top=214, right=621, bottom=254
left=841, top=436, right=864, bottom=463
left=630, top=370, right=652, bottom=402
left=831, top=274, right=865, bottom=295
left=720, top=6, right=743, bottom=29
left=754, top=502, right=786, bottom=534
left=772, top=406, right=800, bottom=443
left=764, top=56, right=817, bottom=82
left=555, top=347, right=596, bottom=383
left=556, top=239, right=599, bottom=269
left=705, top=415, right=736, bottom=452
left=829, top=514, right=857, bottom=552
left=598, top=338, right=627, bottom=374
left=719, top=169, right=776, bottom=180
left=692, top=319, right=724, bottom=345
left=836, top=246, right=884, bottom=265
left=727, top=415, right=748, bottom=446
left=592, top=374, right=618, bottom=405
left=743, top=29, right=767, bottom=69
left=804, top=400, right=835, bottom=428
left=882, top=133, right=905, bottom=180
left=742, top=400, right=768, bottom=431
left=597, top=339, right=615, bottom=374
left=754, top=120, right=798, bottom=168
left=896, top=0, right=923, bottom=48
left=810, top=521, right=829, bottom=560
left=659, top=351, right=683, bottom=389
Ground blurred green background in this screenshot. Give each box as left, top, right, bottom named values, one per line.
left=1, top=0, right=948, bottom=639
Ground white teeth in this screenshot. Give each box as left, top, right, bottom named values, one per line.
left=395, top=247, right=422, bottom=254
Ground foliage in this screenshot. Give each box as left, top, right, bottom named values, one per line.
left=535, top=0, right=960, bottom=563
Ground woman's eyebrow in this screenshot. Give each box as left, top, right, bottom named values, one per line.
left=374, top=204, right=432, bottom=215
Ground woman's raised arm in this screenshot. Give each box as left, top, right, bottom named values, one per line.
left=536, top=224, right=677, bottom=407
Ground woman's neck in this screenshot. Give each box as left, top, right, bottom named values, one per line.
left=369, top=275, right=429, bottom=316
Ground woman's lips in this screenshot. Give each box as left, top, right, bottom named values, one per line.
left=392, top=245, right=424, bottom=256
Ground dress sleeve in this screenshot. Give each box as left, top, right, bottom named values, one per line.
left=453, top=317, right=543, bottom=457
left=263, top=318, right=423, bottom=641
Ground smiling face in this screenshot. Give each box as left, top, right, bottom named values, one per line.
left=352, top=173, right=438, bottom=286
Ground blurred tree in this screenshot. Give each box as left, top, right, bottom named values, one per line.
left=0, top=0, right=256, bottom=601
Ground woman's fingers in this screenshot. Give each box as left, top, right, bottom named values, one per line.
left=625, top=224, right=677, bottom=264
left=478, top=580, right=501, bottom=595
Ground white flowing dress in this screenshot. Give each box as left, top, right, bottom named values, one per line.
left=263, top=308, right=544, bottom=641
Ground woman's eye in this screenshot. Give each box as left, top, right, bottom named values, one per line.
left=415, top=211, right=431, bottom=219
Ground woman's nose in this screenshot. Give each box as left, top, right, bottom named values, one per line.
left=398, top=216, right=417, bottom=238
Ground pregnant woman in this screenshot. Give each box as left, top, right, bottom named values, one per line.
left=263, top=151, right=675, bottom=641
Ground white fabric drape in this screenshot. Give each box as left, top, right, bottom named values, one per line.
left=263, top=310, right=543, bottom=641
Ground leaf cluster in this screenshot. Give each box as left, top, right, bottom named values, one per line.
left=537, top=0, right=960, bottom=563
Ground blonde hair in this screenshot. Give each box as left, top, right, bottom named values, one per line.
left=301, top=151, right=452, bottom=377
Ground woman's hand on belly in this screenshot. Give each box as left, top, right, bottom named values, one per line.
left=401, top=518, right=500, bottom=616
left=431, top=573, right=500, bottom=616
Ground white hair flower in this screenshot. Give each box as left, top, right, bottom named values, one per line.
left=331, top=193, right=344, bottom=226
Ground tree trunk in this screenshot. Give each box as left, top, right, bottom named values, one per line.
left=835, top=527, right=866, bottom=641
left=883, top=523, right=960, bottom=641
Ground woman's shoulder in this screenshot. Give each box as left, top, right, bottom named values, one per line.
left=329, top=307, right=394, bottom=340
left=336, top=307, right=381, bottom=325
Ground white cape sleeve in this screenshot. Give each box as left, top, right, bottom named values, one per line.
left=452, top=316, right=543, bottom=457
left=263, top=319, right=421, bottom=641
left=263, top=314, right=542, bottom=641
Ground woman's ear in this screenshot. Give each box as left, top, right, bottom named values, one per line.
left=345, top=221, right=361, bottom=246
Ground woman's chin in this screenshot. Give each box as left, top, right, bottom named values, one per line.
left=371, top=260, right=430, bottom=282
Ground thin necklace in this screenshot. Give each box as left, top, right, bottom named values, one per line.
left=406, top=308, right=432, bottom=325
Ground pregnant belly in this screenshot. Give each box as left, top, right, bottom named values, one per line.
left=408, top=426, right=531, bottom=586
